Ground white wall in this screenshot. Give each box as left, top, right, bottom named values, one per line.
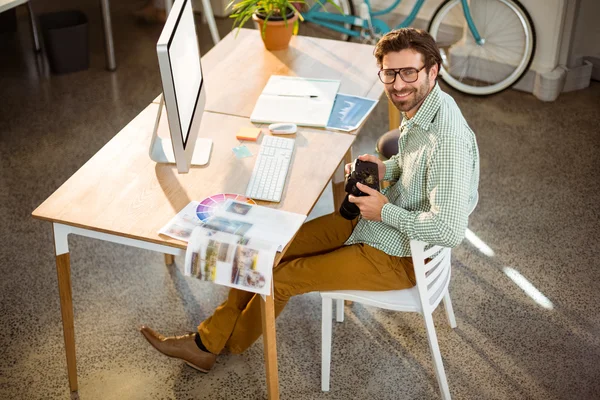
left=521, top=0, right=566, bottom=73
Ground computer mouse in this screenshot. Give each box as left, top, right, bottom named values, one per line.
left=268, top=123, right=297, bottom=135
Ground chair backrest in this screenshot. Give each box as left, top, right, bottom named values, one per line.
left=468, top=191, right=479, bottom=216
left=409, top=240, right=452, bottom=314
left=376, top=128, right=400, bottom=160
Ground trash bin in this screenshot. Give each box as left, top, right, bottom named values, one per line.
left=40, top=10, right=89, bottom=74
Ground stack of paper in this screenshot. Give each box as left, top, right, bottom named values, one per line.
left=250, top=76, right=340, bottom=127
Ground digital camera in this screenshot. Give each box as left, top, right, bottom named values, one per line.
left=339, top=159, right=380, bottom=220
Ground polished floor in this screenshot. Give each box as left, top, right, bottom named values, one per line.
left=1, top=1, right=599, bottom=399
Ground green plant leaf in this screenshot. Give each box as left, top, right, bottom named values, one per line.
left=227, top=0, right=343, bottom=32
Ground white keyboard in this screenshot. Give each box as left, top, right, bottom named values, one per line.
left=246, top=135, right=295, bottom=202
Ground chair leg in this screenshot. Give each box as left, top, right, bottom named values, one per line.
left=443, top=293, right=457, bottom=328
left=423, top=313, right=452, bottom=400
left=335, top=298, right=344, bottom=322
left=321, top=296, right=333, bottom=392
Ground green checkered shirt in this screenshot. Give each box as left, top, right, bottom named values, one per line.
left=345, top=83, right=480, bottom=257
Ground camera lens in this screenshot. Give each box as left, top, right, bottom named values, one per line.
left=339, top=194, right=360, bottom=220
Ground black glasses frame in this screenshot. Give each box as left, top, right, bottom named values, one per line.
left=378, top=65, right=426, bottom=84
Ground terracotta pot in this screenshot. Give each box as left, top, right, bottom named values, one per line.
left=252, top=12, right=298, bottom=51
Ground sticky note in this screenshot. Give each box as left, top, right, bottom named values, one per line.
left=236, top=127, right=262, bottom=141
left=232, top=145, right=253, bottom=159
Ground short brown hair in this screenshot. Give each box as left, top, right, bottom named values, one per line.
left=374, top=28, right=442, bottom=76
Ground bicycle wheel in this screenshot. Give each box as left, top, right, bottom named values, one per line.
left=428, top=0, right=536, bottom=95
left=301, top=0, right=356, bottom=42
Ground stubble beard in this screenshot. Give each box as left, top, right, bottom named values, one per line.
left=387, top=78, right=430, bottom=113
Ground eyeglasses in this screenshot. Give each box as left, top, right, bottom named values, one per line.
left=378, top=66, right=426, bottom=84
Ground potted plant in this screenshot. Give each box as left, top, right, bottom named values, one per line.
left=228, top=0, right=340, bottom=51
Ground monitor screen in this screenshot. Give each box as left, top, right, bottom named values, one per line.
left=167, top=0, right=202, bottom=148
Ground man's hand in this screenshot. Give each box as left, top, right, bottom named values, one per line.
left=344, top=154, right=386, bottom=181
left=348, top=182, right=389, bottom=222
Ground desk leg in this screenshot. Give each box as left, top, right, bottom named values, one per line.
left=100, top=0, right=117, bottom=71
left=53, top=225, right=78, bottom=392
left=260, top=294, right=279, bottom=400
left=26, top=1, right=41, bottom=52
left=388, top=99, right=400, bottom=131
left=164, top=254, right=175, bottom=266
left=332, top=149, right=352, bottom=211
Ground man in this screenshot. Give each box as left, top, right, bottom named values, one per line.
left=140, top=28, right=480, bottom=372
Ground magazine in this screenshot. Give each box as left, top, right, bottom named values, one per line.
left=159, top=198, right=307, bottom=295
left=184, top=226, right=277, bottom=296
left=159, top=199, right=306, bottom=251
left=158, top=201, right=202, bottom=242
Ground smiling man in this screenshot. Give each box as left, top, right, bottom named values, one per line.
left=347, top=28, right=480, bottom=235
left=139, top=28, right=480, bottom=374
left=380, top=41, right=437, bottom=118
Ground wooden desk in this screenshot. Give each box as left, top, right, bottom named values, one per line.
left=33, top=30, right=387, bottom=399
left=201, top=28, right=399, bottom=206
left=200, top=28, right=400, bottom=201
left=202, top=28, right=386, bottom=125
left=32, top=103, right=355, bottom=398
left=160, top=28, right=400, bottom=130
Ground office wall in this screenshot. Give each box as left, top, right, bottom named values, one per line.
left=571, top=0, right=600, bottom=61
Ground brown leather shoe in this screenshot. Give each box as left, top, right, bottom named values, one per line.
left=139, top=326, right=216, bottom=372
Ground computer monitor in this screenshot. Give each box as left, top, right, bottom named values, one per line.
left=150, top=0, right=212, bottom=173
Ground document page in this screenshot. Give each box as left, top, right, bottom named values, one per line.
left=251, top=76, right=341, bottom=127
left=261, top=76, right=340, bottom=99
left=326, top=94, right=379, bottom=132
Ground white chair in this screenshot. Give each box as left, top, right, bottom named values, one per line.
left=320, top=240, right=456, bottom=400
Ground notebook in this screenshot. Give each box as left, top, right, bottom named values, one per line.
left=250, top=76, right=341, bottom=127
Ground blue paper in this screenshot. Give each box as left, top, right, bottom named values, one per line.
left=326, top=94, right=378, bottom=132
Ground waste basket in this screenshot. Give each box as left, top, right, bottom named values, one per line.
left=40, top=10, right=88, bottom=74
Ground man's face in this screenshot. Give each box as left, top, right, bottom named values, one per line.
left=381, top=49, right=437, bottom=118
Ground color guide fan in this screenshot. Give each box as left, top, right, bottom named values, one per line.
left=196, top=193, right=257, bottom=222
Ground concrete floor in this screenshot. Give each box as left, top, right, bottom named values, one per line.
left=1, top=1, right=599, bottom=399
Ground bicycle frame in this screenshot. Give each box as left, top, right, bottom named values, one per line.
left=303, top=0, right=483, bottom=44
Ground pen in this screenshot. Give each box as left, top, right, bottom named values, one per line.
left=277, top=94, right=319, bottom=98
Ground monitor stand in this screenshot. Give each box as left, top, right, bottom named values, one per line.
left=149, top=94, right=212, bottom=166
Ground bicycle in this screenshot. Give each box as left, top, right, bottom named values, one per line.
left=302, top=0, right=536, bottom=95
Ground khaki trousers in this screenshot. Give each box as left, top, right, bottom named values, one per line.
left=198, top=212, right=416, bottom=354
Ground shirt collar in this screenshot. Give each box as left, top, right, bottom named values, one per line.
left=400, top=82, right=441, bottom=131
